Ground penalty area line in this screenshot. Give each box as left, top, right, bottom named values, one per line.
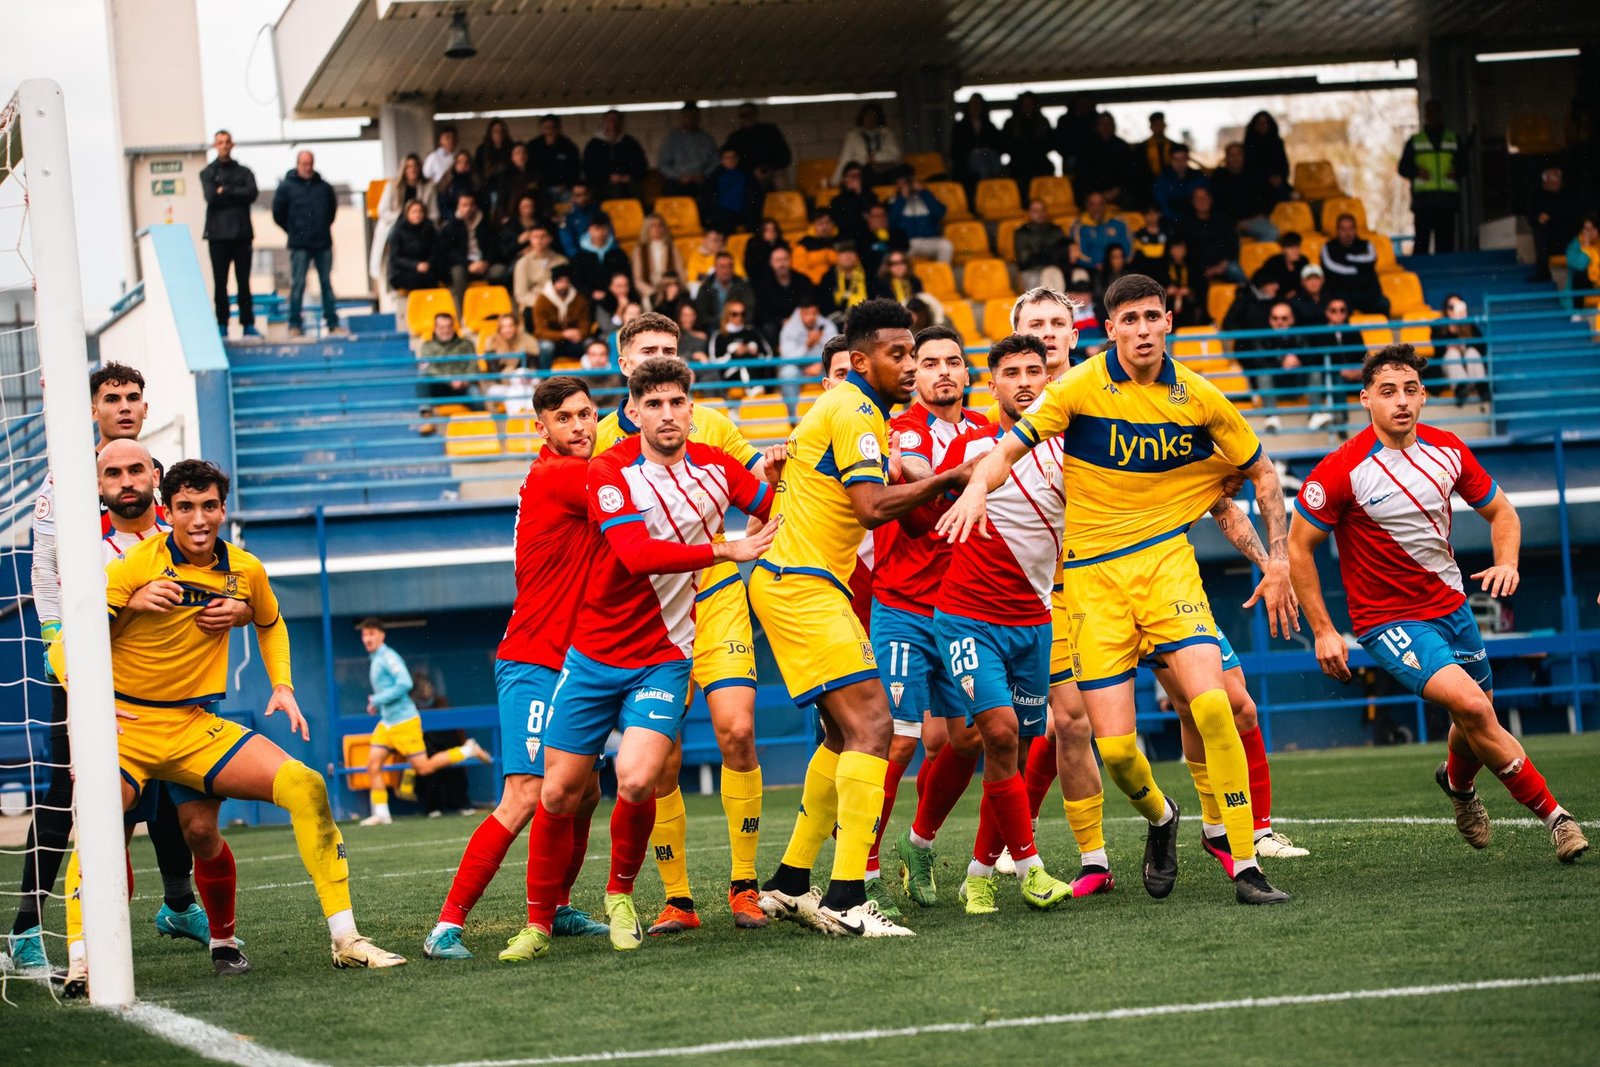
left=112, top=1001, right=332, bottom=1067
left=397, top=973, right=1600, bottom=1067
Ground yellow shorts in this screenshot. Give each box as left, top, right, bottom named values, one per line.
left=693, top=568, right=758, bottom=693
left=370, top=714, right=426, bottom=757
left=749, top=565, right=876, bottom=707
left=1062, top=535, right=1220, bottom=690
left=117, top=704, right=255, bottom=805
left=1050, top=585, right=1075, bottom=685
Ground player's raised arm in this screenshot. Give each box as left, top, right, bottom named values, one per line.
left=933, top=431, right=1028, bottom=543
left=1288, top=513, right=1349, bottom=682
left=1469, top=480, right=1521, bottom=599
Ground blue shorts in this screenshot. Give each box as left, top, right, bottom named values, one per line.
left=496, top=658, right=560, bottom=777
left=124, top=780, right=211, bottom=828
left=1140, top=627, right=1242, bottom=673
left=872, top=600, right=965, bottom=725
left=542, top=647, right=693, bottom=759
left=934, top=609, right=1051, bottom=739
left=1359, top=603, right=1492, bottom=698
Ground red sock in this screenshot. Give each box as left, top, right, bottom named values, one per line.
left=983, top=774, right=1039, bottom=862
left=1497, top=758, right=1560, bottom=821
left=439, top=814, right=516, bottom=926
left=1023, top=734, right=1058, bottom=820
left=973, top=793, right=1005, bottom=866
left=192, top=841, right=237, bottom=941
left=524, top=803, right=574, bottom=931
left=125, top=851, right=134, bottom=897
left=868, top=759, right=910, bottom=873
left=1446, top=747, right=1483, bottom=793
left=915, top=752, right=933, bottom=801
left=911, top=744, right=978, bottom=841
left=1239, top=726, right=1272, bottom=831
left=606, top=795, right=656, bottom=895
left=558, top=804, right=594, bottom=907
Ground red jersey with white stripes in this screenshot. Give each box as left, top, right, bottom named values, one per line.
left=936, top=424, right=1066, bottom=626
left=497, top=452, right=600, bottom=669
left=102, top=516, right=172, bottom=564
left=872, top=402, right=989, bottom=615
left=1295, top=423, right=1498, bottom=635
left=576, top=437, right=771, bottom=667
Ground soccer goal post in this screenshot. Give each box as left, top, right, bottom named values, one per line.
left=4, top=78, right=134, bottom=1006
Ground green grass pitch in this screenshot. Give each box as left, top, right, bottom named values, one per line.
left=5, top=734, right=1599, bottom=1066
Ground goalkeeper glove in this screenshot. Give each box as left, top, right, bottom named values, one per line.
left=40, top=620, right=61, bottom=682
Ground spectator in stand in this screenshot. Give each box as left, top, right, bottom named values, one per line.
left=743, top=218, right=788, bottom=286
left=572, top=214, right=631, bottom=303
left=1095, top=245, right=1131, bottom=313
left=878, top=250, right=927, bottom=306
left=371, top=153, right=436, bottom=292
left=1242, top=111, right=1291, bottom=204
left=475, top=119, right=515, bottom=185
left=557, top=182, right=598, bottom=258
left=1321, top=213, right=1389, bottom=315
left=500, top=193, right=543, bottom=262
left=1137, top=111, right=1184, bottom=203
left=793, top=212, right=841, bottom=283
left=200, top=130, right=258, bottom=337
left=596, top=271, right=641, bottom=325
left=693, top=251, right=756, bottom=328
left=684, top=227, right=732, bottom=284
left=512, top=225, right=567, bottom=330
left=1260, top=231, right=1309, bottom=298
left=1432, top=293, right=1490, bottom=405
left=724, top=102, right=792, bottom=191
left=271, top=150, right=341, bottom=339
left=631, top=214, right=684, bottom=306
left=422, top=125, right=459, bottom=185
left=436, top=150, right=477, bottom=220
left=531, top=264, right=594, bottom=364
left=860, top=204, right=908, bottom=276
left=950, top=93, right=1009, bottom=194
left=439, top=190, right=506, bottom=314
left=889, top=175, right=953, bottom=263
left=603, top=300, right=643, bottom=345
left=676, top=303, right=710, bottom=362
left=483, top=312, right=541, bottom=372
left=1065, top=266, right=1101, bottom=338
left=1208, top=141, right=1278, bottom=242
left=1158, top=235, right=1203, bottom=327
left=1004, top=92, right=1056, bottom=199
left=581, top=337, right=615, bottom=381
left=1074, top=112, right=1133, bottom=206
left=491, top=142, right=536, bottom=224
left=701, top=147, right=761, bottom=234
left=659, top=102, right=720, bottom=195
left=908, top=296, right=938, bottom=334
left=833, top=102, right=904, bottom=186
left=1015, top=198, right=1071, bottom=290
left=418, top=312, right=478, bottom=430
left=1397, top=99, right=1462, bottom=255
left=1313, top=296, right=1364, bottom=426
left=583, top=109, right=647, bottom=201
left=648, top=272, right=690, bottom=322
left=1223, top=267, right=1281, bottom=336
left=709, top=300, right=773, bottom=390
left=753, top=246, right=814, bottom=342
left=818, top=241, right=879, bottom=320
left=527, top=114, right=582, bottom=200
left=828, top=162, right=879, bottom=244
left=778, top=301, right=838, bottom=414
left=1290, top=263, right=1332, bottom=323
left=1071, top=192, right=1131, bottom=269
left=1529, top=166, right=1581, bottom=282
left=1055, top=96, right=1098, bottom=175
left=1152, top=144, right=1207, bottom=225
left=1129, top=205, right=1170, bottom=276
left=1260, top=300, right=1315, bottom=430
left=386, top=199, right=441, bottom=296
left=1565, top=212, right=1600, bottom=309
left=1182, top=186, right=1244, bottom=291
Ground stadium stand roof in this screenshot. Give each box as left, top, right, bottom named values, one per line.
left=274, top=0, right=1598, bottom=119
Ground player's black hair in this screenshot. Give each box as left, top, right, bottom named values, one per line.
left=821, top=334, right=850, bottom=376
left=988, top=333, right=1047, bottom=372
left=1362, top=343, right=1429, bottom=387
left=161, top=459, right=230, bottom=507
left=629, top=357, right=693, bottom=402
left=844, top=298, right=914, bottom=351
left=356, top=617, right=386, bottom=632
left=90, top=362, right=145, bottom=400
left=533, top=375, right=591, bottom=414
left=914, top=324, right=963, bottom=355
left=1102, top=273, right=1167, bottom=315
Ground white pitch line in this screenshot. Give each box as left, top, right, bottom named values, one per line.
left=394, top=973, right=1600, bottom=1067
left=113, top=1001, right=331, bottom=1067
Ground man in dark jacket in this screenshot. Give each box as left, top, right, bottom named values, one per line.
left=526, top=114, right=582, bottom=199
left=199, top=130, right=258, bottom=335
left=272, top=151, right=341, bottom=337
left=723, top=102, right=792, bottom=191
left=439, top=190, right=507, bottom=315
left=582, top=109, right=648, bottom=200
left=753, top=245, right=815, bottom=343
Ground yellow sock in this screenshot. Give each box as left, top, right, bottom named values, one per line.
left=370, top=787, right=388, bottom=806
left=720, top=766, right=763, bottom=883
left=779, top=745, right=839, bottom=871
left=1097, top=733, right=1168, bottom=824
left=1185, top=759, right=1223, bottom=824
left=445, top=746, right=467, bottom=764
left=272, top=760, right=352, bottom=919
left=1191, top=688, right=1255, bottom=861
left=64, top=849, right=82, bottom=948
left=650, top=786, right=692, bottom=900
left=830, top=751, right=886, bottom=884
left=1062, top=791, right=1106, bottom=854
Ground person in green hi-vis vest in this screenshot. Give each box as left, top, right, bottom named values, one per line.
left=1398, top=99, right=1462, bottom=255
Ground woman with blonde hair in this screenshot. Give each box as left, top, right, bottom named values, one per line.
left=369, top=153, right=437, bottom=296
left=630, top=213, right=685, bottom=304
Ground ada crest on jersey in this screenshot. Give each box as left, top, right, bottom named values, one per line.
left=960, top=674, right=975, bottom=701
left=1167, top=381, right=1188, bottom=406
left=857, top=433, right=882, bottom=461
left=889, top=682, right=904, bottom=707
left=1301, top=480, right=1327, bottom=510
left=597, top=485, right=626, bottom=513
left=1402, top=651, right=1421, bottom=671
left=224, top=573, right=239, bottom=597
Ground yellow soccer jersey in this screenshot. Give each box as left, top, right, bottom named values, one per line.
left=1012, top=351, right=1262, bottom=567
left=759, top=370, right=889, bottom=591
left=105, top=534, right=290, bottom=707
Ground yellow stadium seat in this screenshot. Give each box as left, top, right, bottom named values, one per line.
left=1400, top=309, right=1437, bottom=357
left=925, top=181, right=973, bottom=222
left=343, top=735, right=401, bottom=792
left=813, top=186, right=839, bottom=210
left=1507, top=113, right=1558, bottom=155
left=1292, top=160, right=1344, bottom=200
left=945, top=300, right=986, bottom=346
left=727, top=232, right=752, bottom=268
left=1319, top=196, right=1369, bottom=235
left=1380, top=271, right=1428, bottom=316
left=1171, top=325, right=1225, bottom=364
left=1238, top=241, right=1281, bottom=279
left=602, top=198, right=645, bottom=241
left=461, top=285, right=513, bottom=332
left=653, top=196, right=702, bottom=237
left=966, top=384, right=995, bottom=411
left=906, top=152, right=946, bottom=181
left=737, top=399, right=792, bottom=444
left=1352, top=312, right=1394, bottom=351
left=982, top=297, right=1018, bottom=341
left=444, top=415, right=503, bottom=458
left=795, top=158, right=836, bottom=196
left=873, top=185, right=898, bottom=204
left=1270, top=201, right=1315, bottom=238
left=975, top=178, right=1025, bottom=221
left=763, top=191, right=809, bottom=234
left=945, top=220, right=992, bottom=264
left=366, top=179, right=387, bottom=221
left=1300, top=232, right=1327, bottom=265
left=1116, top=211, right=1144, bottom=235
left=1366, top=232, right=1400, bottom=274
left=406, top=288, right=458, bottom=338
left=502, top=416, right=543, bottom=455
left=1028, top=175, right=1076, bottom=218
left=914, top=260, right=960, bottom=302
left=1206, top=282, right=1237, bottom=327
left=996, top=217, right=1024, bottom=263
left=963, top=258, right=1014, bottom=301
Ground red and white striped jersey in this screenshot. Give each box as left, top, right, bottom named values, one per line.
left=576, top=436, right=770, bottom=667
left=936, top=424, right=1066, bottom=626
left=1295, top=423, right=1498, bottom=635
left=497, top=452, right=600, bottom=670
left=102, top=517, right=171, bottom=564
left=872, top=402, right=989, bottom=615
